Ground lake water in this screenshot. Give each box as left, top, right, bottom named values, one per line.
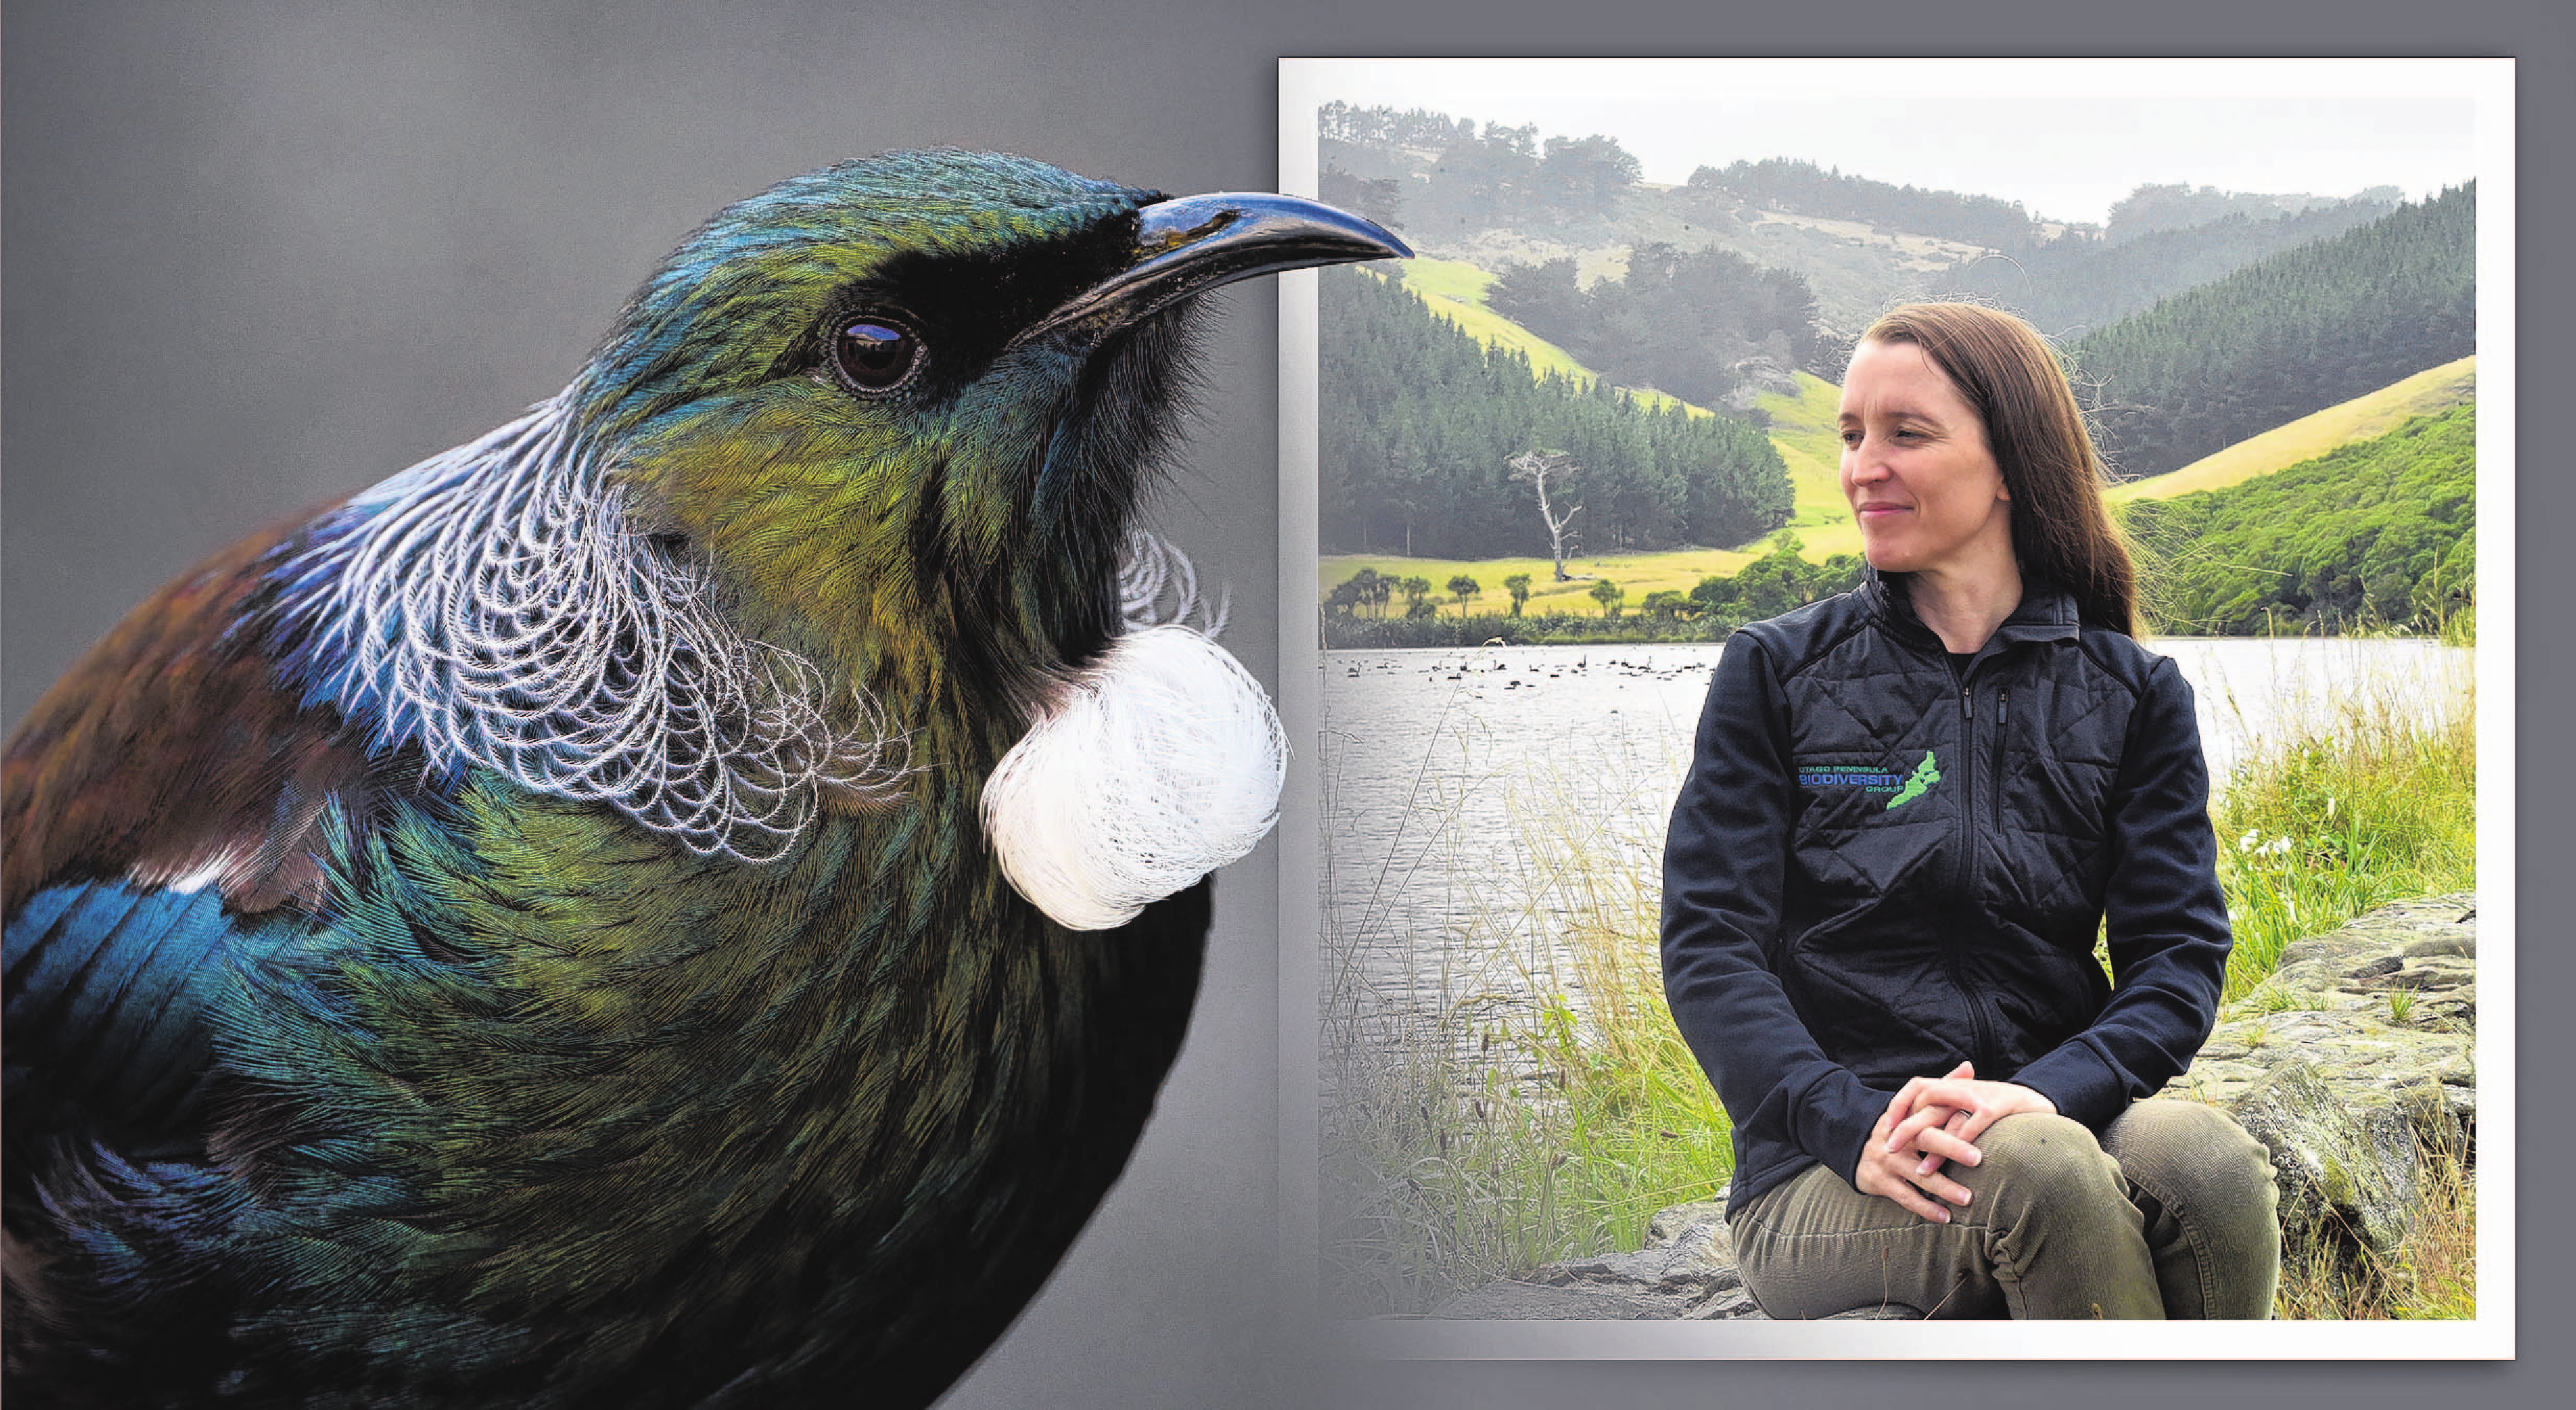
left=1316, top=636, right=2472, bottom=1060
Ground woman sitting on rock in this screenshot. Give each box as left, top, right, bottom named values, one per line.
left=1660, top=302, right=2279, bottom=1319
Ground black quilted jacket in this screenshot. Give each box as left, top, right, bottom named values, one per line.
left=1660, top=571, right=2231, bottom=1216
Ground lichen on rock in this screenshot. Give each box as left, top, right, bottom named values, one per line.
left=2162, top=892, right=2476, bottom=1301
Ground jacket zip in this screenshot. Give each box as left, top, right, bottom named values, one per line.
left=1949, top=663, right=1995, bottom=1069
left=1950, top=665, right=1976, bottom=895
left=1992, top=688, right=2010, bottom=834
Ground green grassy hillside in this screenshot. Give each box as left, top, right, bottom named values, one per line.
left=1750, top=372, right=1862, bottom=561
left=1390, top=257, right=1598, bottom=385
left=2121, top=403, right=2474, bottom=636
left=1391, top=258, right=1699, bottom=415
left=2106, top=356, right=2476, bottom=504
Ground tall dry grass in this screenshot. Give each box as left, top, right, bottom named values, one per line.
left=2274, top=1125, right=2477, bottom=1320
left=1320, top=741, right=1729, bottom=1316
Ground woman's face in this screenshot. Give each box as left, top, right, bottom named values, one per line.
left=1838, top=339, right=2015, bottom=583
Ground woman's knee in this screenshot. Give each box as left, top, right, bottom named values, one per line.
left=2105, top=1100, right=2280, bottom=1214
left=1964, top=1113, right=2128, bottom=1216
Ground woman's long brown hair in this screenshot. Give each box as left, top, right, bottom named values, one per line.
left=1859, top=303, right=2139, bottom=637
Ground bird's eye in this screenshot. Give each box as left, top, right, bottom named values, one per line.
left=831, top=318, right=922, bottom=394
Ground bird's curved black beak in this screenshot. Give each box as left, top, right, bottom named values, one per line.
left=1009, top=192, right=1410, bottom=350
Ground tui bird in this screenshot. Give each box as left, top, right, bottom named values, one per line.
left=3, top=150, right=1405, bottom=1407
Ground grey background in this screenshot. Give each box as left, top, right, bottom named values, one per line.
left=2, top=2, right=2564, bottom=1407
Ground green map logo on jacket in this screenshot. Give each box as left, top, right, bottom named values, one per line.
left=1885, top=751, right=1940, bottom=809
left=1795, top=750, right=1940, bottom=809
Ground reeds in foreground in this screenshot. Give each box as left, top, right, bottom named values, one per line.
left=1320, top=742, right=1731, bottom=1316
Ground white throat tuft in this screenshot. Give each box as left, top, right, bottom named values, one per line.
left=981, top=623, right=1286, bottom=931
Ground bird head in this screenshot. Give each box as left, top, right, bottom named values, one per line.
left=271, top=150, right=1403, bottom=874
left=568, top=150, right=1405, bottom=743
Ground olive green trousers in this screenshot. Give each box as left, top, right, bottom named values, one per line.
left=1729, top=1101, right=2281, bottom=1319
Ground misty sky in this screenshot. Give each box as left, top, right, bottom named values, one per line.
left=1292, top=59, right=2492, bottom=228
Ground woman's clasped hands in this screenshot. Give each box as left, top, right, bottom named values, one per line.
left=1854, top=1061, right=2060, bottom=1223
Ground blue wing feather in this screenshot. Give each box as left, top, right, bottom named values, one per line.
left=5, top=879, right=309, bottom=1145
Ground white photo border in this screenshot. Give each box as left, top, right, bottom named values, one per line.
left=1277, top=54, right=2515, bottom=1361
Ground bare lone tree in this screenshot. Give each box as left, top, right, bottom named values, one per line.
left=1508, top=449, right=1582, bottom=582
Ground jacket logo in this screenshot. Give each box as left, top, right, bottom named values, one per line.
left=1795, top=750, right=1940, bottom=809
left=1886, top=751, right=1940, bottom=810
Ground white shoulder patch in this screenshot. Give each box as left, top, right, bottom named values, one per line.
left=981, top=623, right=1286, bottom=931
